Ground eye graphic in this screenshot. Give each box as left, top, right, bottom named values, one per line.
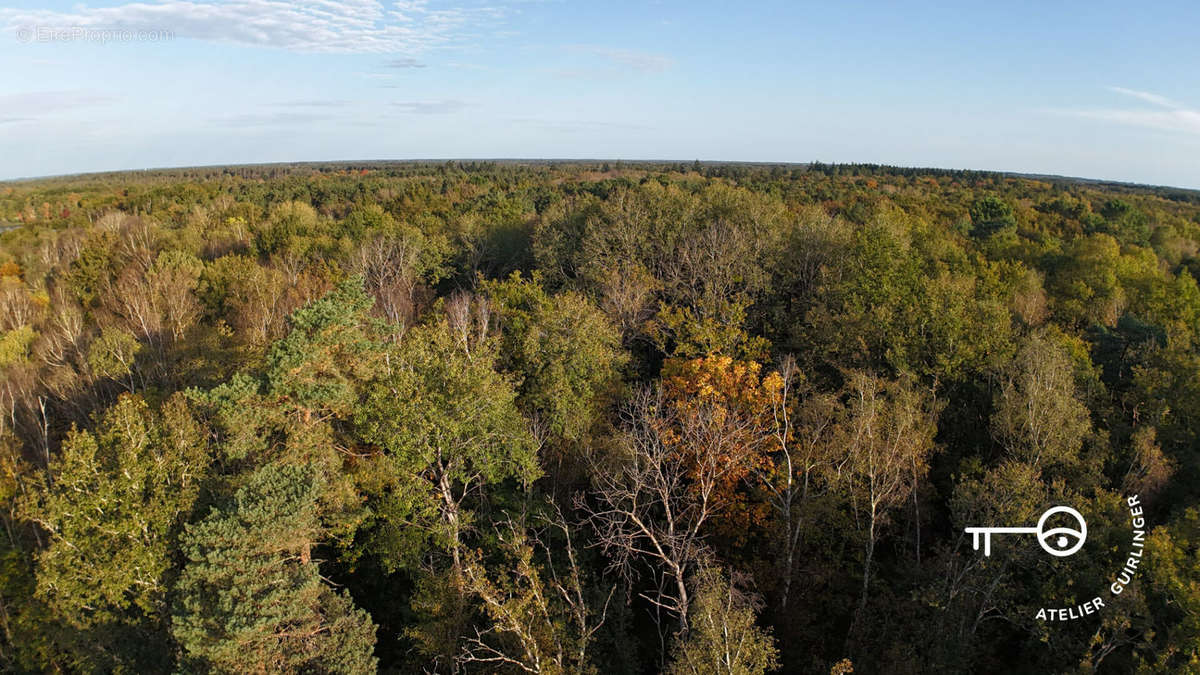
left=965, top=505, right=1089, bottom=557
left=1040, top=528, right=1082, bottom=554
left=1036, top=506, right=1087, bottom=557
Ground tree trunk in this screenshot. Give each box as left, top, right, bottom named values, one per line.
left=858, top=517, right=875, bottom=620
left=440, top=479, right=462, bottom=572
left=849, top=506, right=877, bottom=648
left=675, top=563, right=690, bottom=633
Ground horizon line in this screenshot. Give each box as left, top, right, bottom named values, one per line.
left=3, top=158, right=1197, bottom=194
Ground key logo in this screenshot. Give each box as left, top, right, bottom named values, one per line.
left=966, top=497, right=1147, bottom=623
left=965, top=505, right=1087, bottom=557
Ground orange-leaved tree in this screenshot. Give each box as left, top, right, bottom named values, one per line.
left=660, top=356, right=780, bottom=547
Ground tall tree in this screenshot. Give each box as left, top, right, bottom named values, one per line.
left=485, top=272, right=627, bottom=445
left=660, top=355, right=776, bottom=544
left=458, top=505, right=611, bottom=674
left=666, top=566, right=779, bottom=675
left=991, top=332, right=1092, bottom=474
left=581, top=381, right=766, bottom=634
left=27, top=393, right=208, bottom=670
left=172, top=463, right=377, bottom=674
left=839, top=372, right=937, bottom=639
left=754, top=356, right=844, bottom=610
left=355, top=318, right=538, bottom=571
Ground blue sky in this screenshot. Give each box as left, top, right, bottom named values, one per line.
left=1, top=1, right=1198, bottom=187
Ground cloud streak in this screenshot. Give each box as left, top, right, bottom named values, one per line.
left=1107, top=86, right=1178, bottom=109
left=213, top=111, right=338, bottom=126
left=385, top=56, right=428, bottom=68
left=270, top=99, right=353, bottom=107
left=0, top=90, right=116, bottom=118
left=583, top=47, right=673, bottom=73
left=549, top=45, right=674, bottom=80
left=0, top=0, right=503, bottom=54
left=508, top=117, right=652, bottom=133
left=1052, top=87, right=1200, bottom=136
left=392, top=99, right=471, bottom=114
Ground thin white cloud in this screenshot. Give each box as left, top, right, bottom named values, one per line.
left=385, top=56, right=428, bottom=67
left=0, top=90, right=116, bottom=117
left=392, top=98, right=471, bottom=113
left=546, top=45, right=673, bottom=81
left=1051, top=87, right=1200, bottom=136
left=269, top=99, right=353, bottom=107
left=213, top=111, right=337, bottom=126
left=1108, top=86, right=1178, bottom=109
left=0, top=0, right=504, bottom=54
left=553, top=45, right=674, bottom=79
left=1059, top=108, right=1200, bottom=136
left=508, top=117, right=652, bottom=133
left=583, top=46, right=673, bottom=73
left=445, top=61, right=492, bottom=70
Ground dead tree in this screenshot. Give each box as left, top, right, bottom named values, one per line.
left=579, top=385, right=762, bottom=634
left=353, top=234, right=425, bottom=330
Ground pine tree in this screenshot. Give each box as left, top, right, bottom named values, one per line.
left=266, top=275, right=382, bottom=421
left=172, top=464, right=377, bottom=674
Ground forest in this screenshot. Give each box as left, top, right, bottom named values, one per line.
left=0, top=160, right=1199, bottom=673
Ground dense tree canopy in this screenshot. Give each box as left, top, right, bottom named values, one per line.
left=2, top=160, right=1200, bottom=672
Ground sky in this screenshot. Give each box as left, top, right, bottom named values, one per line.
left=1, top=1, right=1198, bottom=188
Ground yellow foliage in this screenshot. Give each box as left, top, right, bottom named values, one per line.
left=0, top=324, right=36, bottom=368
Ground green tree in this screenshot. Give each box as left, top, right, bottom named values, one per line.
left=1096, top=199, right=1150, bottom=245
left=1048, top=233, right=1126, bottom=327
left=355, top=318, right=538, bottom=570
left=485, top=272, right=626, bottom=443
left=991, top=333, right=1093, bottom=475
left=266, top=275, right=382, bottom=422
left=666, top=566, right=779, bottom=675
left=969, top=196, right=1016, bottom=238
left=1142, top=508, right=1200, bottom=669
left=172, top=463, right=377, bottom=674
left=807, top=211, right=1012, bottom=383
left=66, top=229, right=119, bottom=307
left=458, top=507, right=610, bottom=674
left=839, top=372, right=937, bottom=637
left=0, top=431, right=62, bottom=672
left=254, top=200, right=319, bottom=257
left=87, top=326, right=142, bottom=391
left=195, top=278, right=384, bottom=541
left=0, top=324, right=36, bottom=369
left=27, top=394, right=208, bottom=671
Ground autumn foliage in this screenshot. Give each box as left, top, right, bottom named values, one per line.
left=1, top=162, right=1199, bottom=672
left=660, top=356, right=781, bottom=542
